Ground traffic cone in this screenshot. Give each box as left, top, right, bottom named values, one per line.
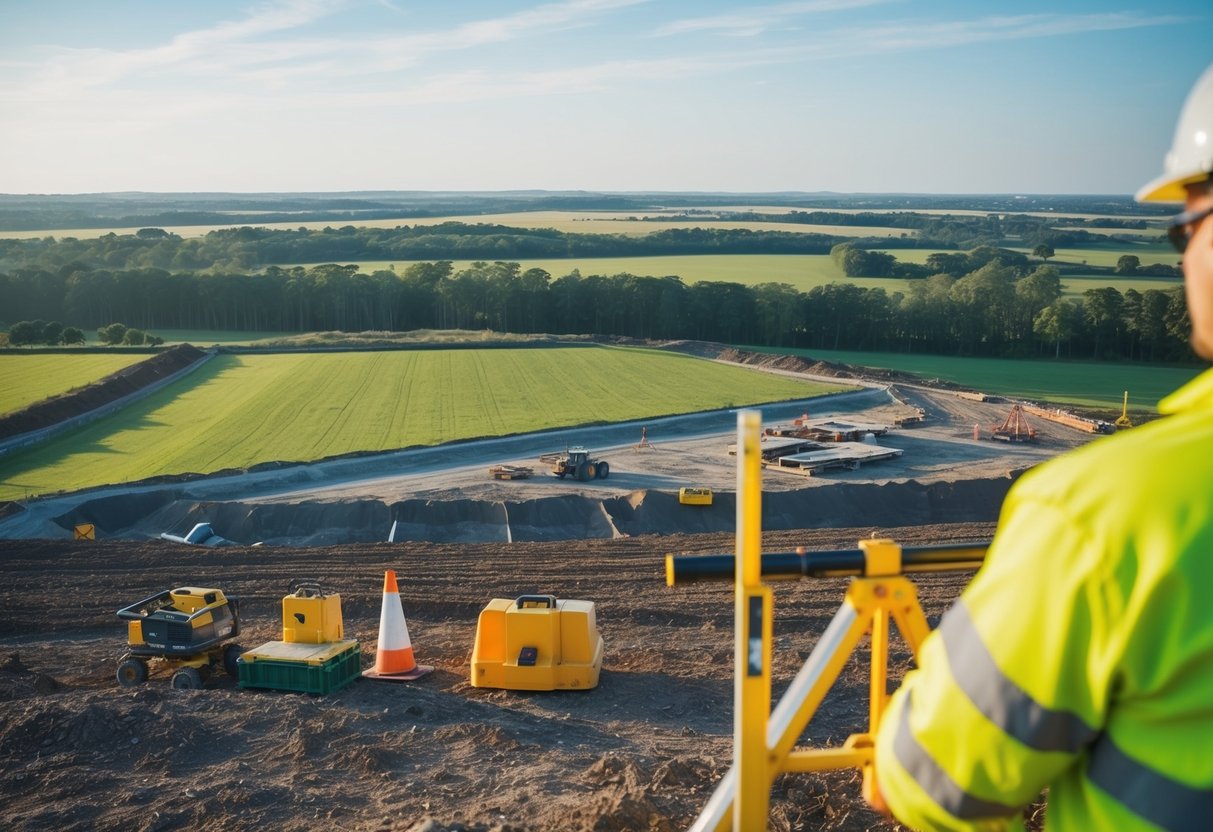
left=362, top=570, right=433, bottom=682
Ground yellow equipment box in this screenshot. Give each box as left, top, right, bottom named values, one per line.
left=282, top=581, right=344, bottom=644
left=679, top=487, right=713, bottom=506
left=471, top=595, right=603, bottom=691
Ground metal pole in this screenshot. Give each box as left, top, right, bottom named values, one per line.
left=735, top=410, right=770, bottom=830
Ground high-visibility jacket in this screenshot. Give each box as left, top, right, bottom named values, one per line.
left=875, top=368, right=1213, bottom=831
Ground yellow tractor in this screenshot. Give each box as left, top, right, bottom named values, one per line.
left=115, top=587, right=244, bottom=690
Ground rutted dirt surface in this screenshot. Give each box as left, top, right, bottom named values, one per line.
left=0, top=341, right=1112, bottom=830
left=0, top=525, right=994, bottom=832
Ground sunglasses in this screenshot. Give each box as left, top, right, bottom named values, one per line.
left=1167, top=204, right=1213, bottom=253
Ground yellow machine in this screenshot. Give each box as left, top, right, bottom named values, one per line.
left=116, top=586, right=243, bottom=690
left=471, top=594, right=603, bottom=691
left=679, top=487, right=713, bottom=506
left=237, top=581, right=360, bottom=695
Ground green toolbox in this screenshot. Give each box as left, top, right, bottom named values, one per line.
left=237, top=639, right=361, bottom=695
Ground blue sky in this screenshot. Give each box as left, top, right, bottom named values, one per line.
left=0, top=0, right=1208, bottom=195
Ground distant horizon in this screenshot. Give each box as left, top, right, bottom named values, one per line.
left=1, top=1, right=1209, bottom=195
left=0, top=187, right=1154, bottom=198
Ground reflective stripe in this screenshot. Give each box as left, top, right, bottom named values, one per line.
left=1089, top=732, right=1213, bottom=832
left=939, top=600, right=1098, bottom=753
left=937, top=600, right=1213, bottom=831
left=893, top=690, right=1022, bottom=819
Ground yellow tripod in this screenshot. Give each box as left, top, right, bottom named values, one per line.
left=666, top=410, right=987, bottom=831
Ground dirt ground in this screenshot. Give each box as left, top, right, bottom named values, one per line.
left=0, top=525, right=997, bottom=832
left=0, top=347, right=1106, bottom=831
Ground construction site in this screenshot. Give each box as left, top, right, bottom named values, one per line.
left=0, top=344, right=1121, bottom=832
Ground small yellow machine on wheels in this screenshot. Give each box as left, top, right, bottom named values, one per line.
left=115, top=587, right=244, bottom=690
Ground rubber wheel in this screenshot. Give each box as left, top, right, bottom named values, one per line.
left=585, top=462, right=598, bottom=480
left=223, top=643, right=244, bottom=677
left=596, top=461, right=610, bottom=479
left=575, top=462, right=589, bottom=482
left=170, top=666, right=204, bottom=690
left=116, top=656, right=148, bottom=688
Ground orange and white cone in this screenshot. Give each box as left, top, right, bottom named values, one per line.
left=362, top=570, right=433, bottom=682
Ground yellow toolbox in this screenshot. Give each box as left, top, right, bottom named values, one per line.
left=471, top=595, right=603, bottom=691
left=679, top=487, right=713, bottom=506
left=282, top=581, right=344, bottom=644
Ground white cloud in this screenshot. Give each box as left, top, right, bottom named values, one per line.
left=652, top=0, right=898, bottom=38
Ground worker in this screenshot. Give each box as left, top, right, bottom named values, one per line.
left=870, top=63, right=1213, bottom=831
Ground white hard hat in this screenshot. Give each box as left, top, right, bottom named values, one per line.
left=1137, top=63, right=1213, bottom=203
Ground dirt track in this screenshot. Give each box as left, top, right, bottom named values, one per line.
left=0, top=524, right=996, bottom=832
left=0, top=349, right=1103, bottom=831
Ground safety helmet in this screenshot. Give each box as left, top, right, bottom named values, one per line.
left=1137, top=63, right=1213, bottom=203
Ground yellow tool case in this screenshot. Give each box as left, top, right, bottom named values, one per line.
left=471, top=595, right=603, bottom=691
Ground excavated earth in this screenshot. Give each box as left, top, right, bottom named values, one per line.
left=0, top=342, right=1107, bottom=831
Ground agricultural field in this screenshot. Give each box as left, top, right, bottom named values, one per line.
left=338, top=253, right=1180, bottom=299
left=0, top=209, right=912, bottom=241
left=749, top=346, right=1204, bottom=412
left=0, top=346, right=845, bottom=500
left=0, top=353, right=147, bottom=416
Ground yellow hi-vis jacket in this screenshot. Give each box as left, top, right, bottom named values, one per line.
left=875, top=368, right=1213, bottom=832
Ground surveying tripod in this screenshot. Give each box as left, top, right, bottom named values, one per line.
left=666, top=410, right=989, bottom=831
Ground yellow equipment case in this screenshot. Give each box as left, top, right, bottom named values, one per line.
left=679, top=487, right=713, bottom=506
left=471, top=594, right=603, bottom=691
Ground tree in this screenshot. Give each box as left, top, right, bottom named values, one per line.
left=41, top=320, right=64, bottom=345
left=98, top=323, right=128, bottom=344
left=1034, top=299, right=1084, bottom=358
left=1115, top=254, right=1140, bottom=275
left=61, top=326, right=85, bottom=345
left=7, top=320, right=39, bottom=346
left=122, top=328, right=146, bottom=345
left=1032, top=244, right=1055, bottom=261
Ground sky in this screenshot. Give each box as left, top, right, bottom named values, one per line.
left=0, top=0, right=1209, bottom=196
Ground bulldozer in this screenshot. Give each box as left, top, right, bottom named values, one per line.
left=115, top=586, right=244, bottom=690
left=539, top=447, right=610, bottom=481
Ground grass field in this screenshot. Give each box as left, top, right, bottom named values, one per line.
left=0, top=346, right=846, bottom=500
left=744, top=346, right=1205, bottom=411
left=0, top=353, right=149, bottom=416
left=326, top=254, right=1180, bottom=298
left=0, top=210, right=914, bottom=241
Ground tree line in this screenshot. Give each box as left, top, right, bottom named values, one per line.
left=0, top=251, right=1193, bottom=362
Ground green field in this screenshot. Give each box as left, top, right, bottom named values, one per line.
left=0, top=353, right=148, bottom=416
left=0, top=210, right=913, bottom=241
left=0, top=347, right=846, bottom=500
left=744, top=346, right=1205, bottom=411
left=328, top=254, right=1180, bottom=298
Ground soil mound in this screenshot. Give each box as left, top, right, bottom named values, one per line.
left=0, top=344, right=207, bottom=440
left=54, top=476, right=1019, bottom=546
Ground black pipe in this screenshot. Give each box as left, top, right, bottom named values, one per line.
left=665, top=542, right=989, bottom=585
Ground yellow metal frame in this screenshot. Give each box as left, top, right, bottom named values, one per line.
left=691, top=413, right=934, bottom=832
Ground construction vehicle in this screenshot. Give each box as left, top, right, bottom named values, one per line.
left=991, top=404, right=1037, bottom=442
left=539, top=447, right=610, bottom=481
left=115, top=587, right=244, bottom=690
left=488, top=464, right=535, bottom=480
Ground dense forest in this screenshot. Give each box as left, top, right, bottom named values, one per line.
left=1, top=251, right=1192, bottom=363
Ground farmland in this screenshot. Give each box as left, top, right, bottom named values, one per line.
left=0, top=352, right=147, bottom=415
left=744, top=346, right=1202, bottom=411
left=0, top=346, right=844, bottom=500
left=290, top=253, right=1178, bottom=298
